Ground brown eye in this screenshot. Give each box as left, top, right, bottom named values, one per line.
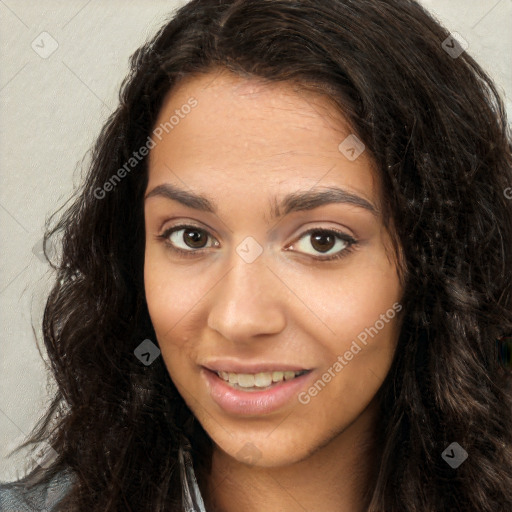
left=310, top=231, right=336, bottom=253
left=290, top=228, right=355, bottom=260
left=182, top=228, right=208, bottom=249
left=161, top=225, right=219, bottom=253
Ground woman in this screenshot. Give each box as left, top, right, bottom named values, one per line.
left=1, top=0, right=511, bottom=510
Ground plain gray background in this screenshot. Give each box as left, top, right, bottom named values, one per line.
left=1, top=0, right=511, bottom=481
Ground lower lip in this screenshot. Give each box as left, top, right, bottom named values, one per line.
left=201, top=368, right=313, bottom=416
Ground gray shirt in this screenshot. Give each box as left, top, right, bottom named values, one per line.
left=0, top=442, right=207, bottom=511
left=0, top=470, right=73, bottom=511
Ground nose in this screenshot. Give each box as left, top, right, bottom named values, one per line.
left=207, top=251, right=287, bottom=344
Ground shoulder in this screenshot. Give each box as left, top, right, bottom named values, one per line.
left=0, top=470, right=74, bottom=511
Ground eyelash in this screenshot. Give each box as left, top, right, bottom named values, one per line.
left=156, top=224, right=357, bottom=262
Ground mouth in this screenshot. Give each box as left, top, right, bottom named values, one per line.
left=201, top=366, right=314, bottom=415
left=215, top=369, right=310, bottom=392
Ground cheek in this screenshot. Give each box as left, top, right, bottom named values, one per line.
left=277, top=246, right=402, bottom=350
left=289, top=250, right=401, bottom=409
left=144, top=247, right=211, bottom=362
left=329, top=271, right=401, bottom=385
left=144, top=254, right=175, bottom=336
left=331, top=244, right=401, bottom=338
left=297, top=317, right=399, bottom=431
left=144, top=263, right=198, bottom=394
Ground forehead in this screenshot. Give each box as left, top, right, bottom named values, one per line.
left=147, top=70, right=380, bottom=210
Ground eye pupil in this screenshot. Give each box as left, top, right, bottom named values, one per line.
left=311, top=232, right=335, bottom=253
left=184, top=229, right=207, bottom=248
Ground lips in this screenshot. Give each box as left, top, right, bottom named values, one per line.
left=201, top=366, right=314, bottom=415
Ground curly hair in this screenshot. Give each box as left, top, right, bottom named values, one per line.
left=6, top=0, right=512, bottom=510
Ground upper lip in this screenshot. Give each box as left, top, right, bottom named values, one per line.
left=202, top=360, right=311, bottom=374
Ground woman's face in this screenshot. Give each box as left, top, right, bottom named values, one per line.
left=144, top=70, right=403, bottom=467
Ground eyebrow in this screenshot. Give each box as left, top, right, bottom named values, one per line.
left=144, top=183, right=378, bottom=219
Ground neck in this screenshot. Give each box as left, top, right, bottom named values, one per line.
left=203, top=400, right=381, bottom=512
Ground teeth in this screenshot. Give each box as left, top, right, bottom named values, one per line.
left=254, top=373, right=272, bottom=387
left=238, top=374, right=255, bottom=387
left=272, top=371, right=283, bottom=382
left=217, top=370, right=306, bottom=388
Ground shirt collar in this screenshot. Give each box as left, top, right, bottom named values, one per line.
left=179, top=437, right=207, bottom=512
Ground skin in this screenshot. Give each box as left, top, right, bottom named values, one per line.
left=144, top=69, right=404, bottom=512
